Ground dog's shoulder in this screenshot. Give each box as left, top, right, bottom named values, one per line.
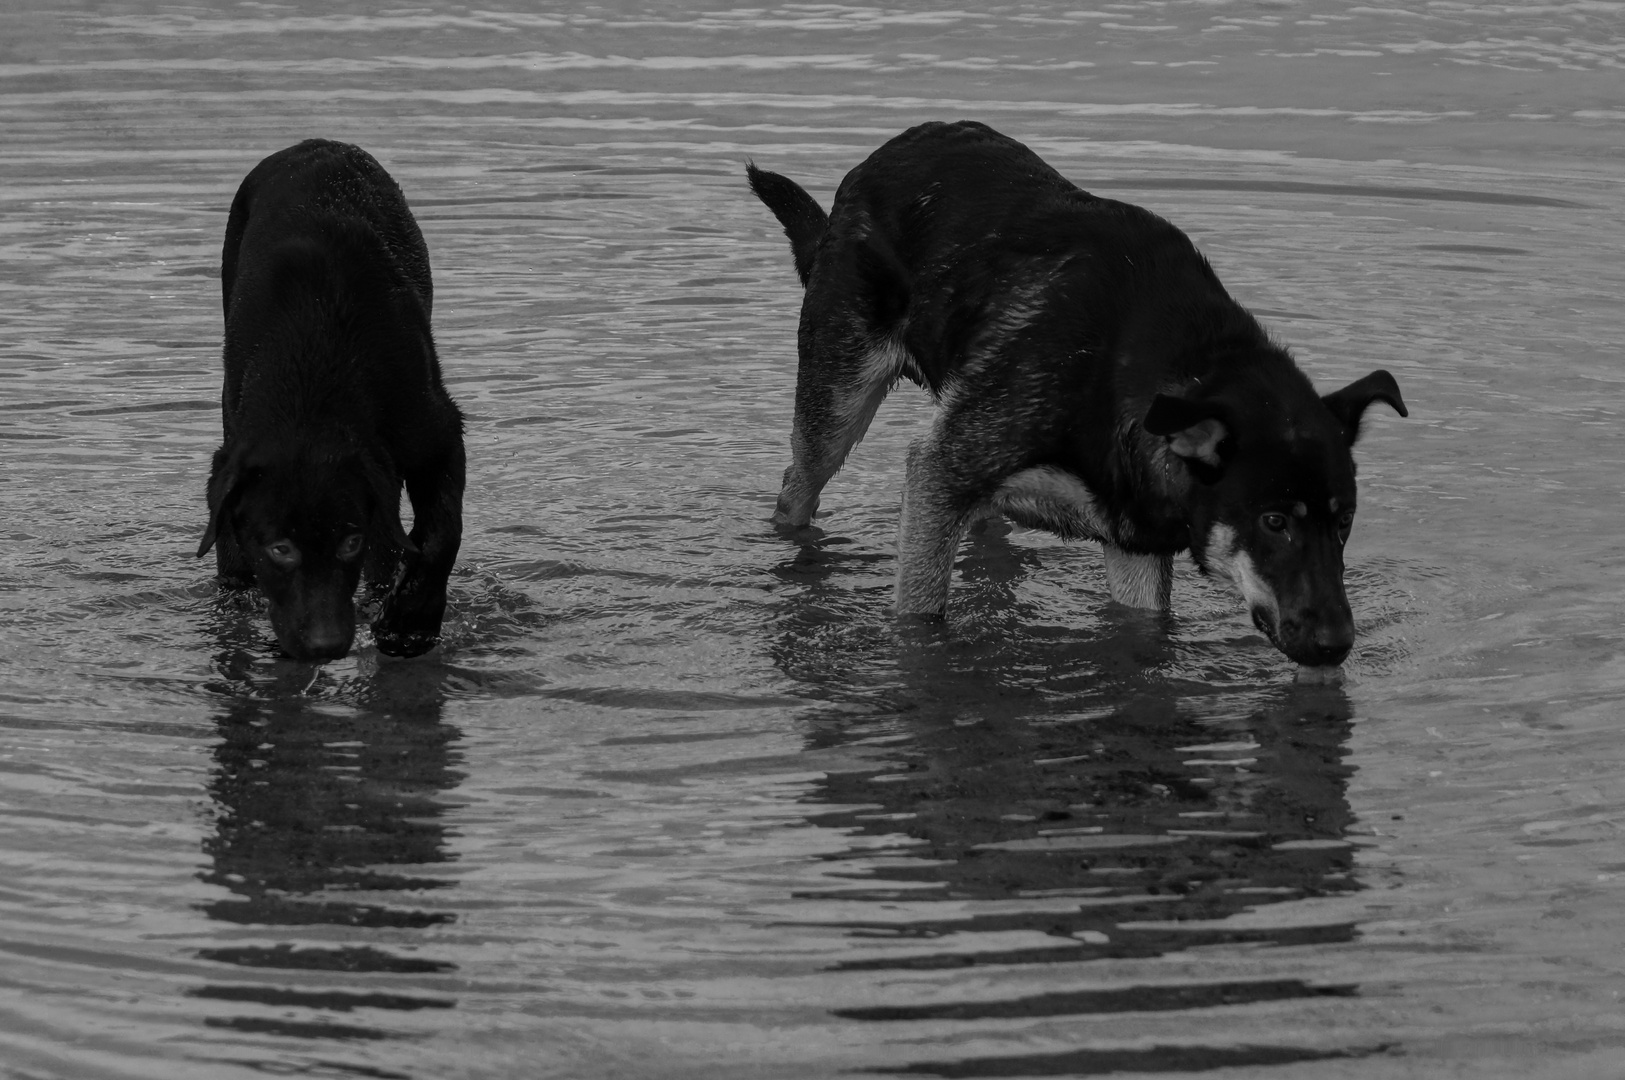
left=862, top=121, right=1074, bottom=189
left=836, top=121, right=1084, bottom=226
left=227, top=140, right=431, bottom=315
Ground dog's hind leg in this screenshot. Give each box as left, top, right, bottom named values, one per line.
left=1102, top=545, right=1172, bottom=610
left=775, top=330, right=909, bottom=527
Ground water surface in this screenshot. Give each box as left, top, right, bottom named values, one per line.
left=3, top=3, right=1624, bottom=1078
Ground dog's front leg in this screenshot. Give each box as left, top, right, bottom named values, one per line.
left=894, top=437, right=971, bottom=617
left=1102, top=545, right=1172, bottom=610
left=373, top=448, right=465, bottom=657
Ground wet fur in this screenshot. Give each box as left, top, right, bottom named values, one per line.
left=200, top=139, right=465, bottom=661
left=748, top=121, right=1406, bottom=666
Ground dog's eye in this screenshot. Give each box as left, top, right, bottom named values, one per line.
left=264, top=540, right=300, bottom=567
left=336, top=533, right=365, bottom=560
left=1260, top=512, right=1288, bottom=533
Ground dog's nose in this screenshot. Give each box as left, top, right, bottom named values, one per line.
left=293, top=626, right=353, bottom=661
left=1307, top=622, right=1353, bottom=667
left=1306, top=642, right=1351, bottom=668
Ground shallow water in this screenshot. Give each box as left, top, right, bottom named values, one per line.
left=2, top=3, right=1624, bottom=1078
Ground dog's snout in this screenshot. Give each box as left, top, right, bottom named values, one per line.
left=298, top=625, right=354, bottom=660
left=1317, top=622, right=1354, bottom=654
left=1273, top=602, right=1354, bottom=668
left=1318, top=606, right=1355, bottom=654
left=1306, top=637, right=1352, bottom=668
left=270, top=600, right=355, bottom=661
left=276, top=625, right=353, bottom=662
left=1287, top=615, right=1353, bottom=668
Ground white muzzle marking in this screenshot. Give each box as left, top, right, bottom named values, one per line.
left=1204, top=522, right=1281, bottom=629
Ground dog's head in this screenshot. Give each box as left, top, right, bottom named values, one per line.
left=197, top=439, right=413, bottom=661
left=1144, top=369, right=1406, bottom=667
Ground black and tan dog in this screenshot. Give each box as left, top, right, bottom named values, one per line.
left=199, top=140, right=465, bottom=661
left=748, top=121, right=1406, bottom=669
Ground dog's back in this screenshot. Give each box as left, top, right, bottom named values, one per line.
left=755, top=122, right=1238, bottom=398
left=223, top=139, right=432, bottom=318
left=218, top=141, right=456, bottom=461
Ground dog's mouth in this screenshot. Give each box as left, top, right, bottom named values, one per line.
left=1257, top=608, right=1354, bottom=669
left=1249, top=605, right=1280, bottom=646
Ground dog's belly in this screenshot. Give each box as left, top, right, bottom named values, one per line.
left=987, top=466, right=1110, bottom=542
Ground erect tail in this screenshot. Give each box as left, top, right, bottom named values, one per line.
left=746, top=162, right=827, bottom=288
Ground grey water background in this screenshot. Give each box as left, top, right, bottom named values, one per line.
left=2, top=2, right=1623, bottom=1077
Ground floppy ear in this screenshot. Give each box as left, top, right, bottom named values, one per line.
left=1143, top=394, right=1230, bottom=469
left=1322, top=370, right=1407, bottom=446
left=197, top=450, right=252, bottom=558
left=361, top=452, right=418, bottom=556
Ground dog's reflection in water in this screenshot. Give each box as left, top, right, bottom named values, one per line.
left=192, top=658, right=464, bottom=1041
left=771, top=554, right=1370, bottom=1071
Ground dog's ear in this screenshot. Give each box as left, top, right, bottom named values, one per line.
left=1322, top=370, right=1407, bottom=446
left=1144, top=394, right=1230, bottom=469
left=362, top=451, right=417, bottom=556
left=197, top=449, right=254, bottom=558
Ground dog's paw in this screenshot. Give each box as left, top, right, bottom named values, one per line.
left=372, top=584, right=446, bottom=658
left=895, top=608, right=948, bottom=624
left=371, top=623, right=440, bottom=658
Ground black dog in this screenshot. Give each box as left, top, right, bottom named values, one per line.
left=748, top=121, right=1406, bottom=668
left=198, top=140, right=465, bottom=661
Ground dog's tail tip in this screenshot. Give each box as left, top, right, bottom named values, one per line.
left=1371, top=368, right=1410, bottom=417
left=744, top=160, right=798, bottom=204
